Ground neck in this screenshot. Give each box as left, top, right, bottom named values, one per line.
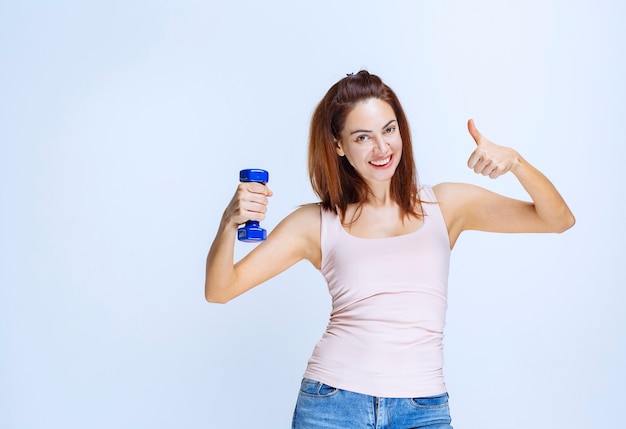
left=365, top=181, right=394, bottom=207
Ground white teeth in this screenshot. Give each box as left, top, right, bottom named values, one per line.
left=370, top=156, right=391, bottom=166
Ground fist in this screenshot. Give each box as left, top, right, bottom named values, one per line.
left=225, top=182, right=273, bottom=226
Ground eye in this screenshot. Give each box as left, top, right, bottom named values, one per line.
left=355, top=134, right=369, bottom=143
left=384, top=126, right=396, bottom=134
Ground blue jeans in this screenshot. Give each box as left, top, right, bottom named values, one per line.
left=292, top=379, right=453, bottom=429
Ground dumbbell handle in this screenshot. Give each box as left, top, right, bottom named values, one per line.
left=238, top=169, right=269, bottom=242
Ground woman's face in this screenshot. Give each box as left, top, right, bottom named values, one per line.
left=335, top=98, right=402, bottom=186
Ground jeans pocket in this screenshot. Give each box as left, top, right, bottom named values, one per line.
left=299, top=378, right=339, bottom=397
left=409, top=392, right=449, bottom=409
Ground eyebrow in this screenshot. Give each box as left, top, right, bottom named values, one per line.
left=349, top=119, right=397, bottom=136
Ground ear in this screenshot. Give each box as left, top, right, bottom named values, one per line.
left=334, top=139, right=345, bottom=157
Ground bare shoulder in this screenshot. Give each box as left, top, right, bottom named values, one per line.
left=433, top=181, right=505, bottom=219
left=278, top=203, right=321, bottom=230
left=432, top=182, right=476, bottom=217
left=295, top=202, right=322, bottom=219
left=432, top=182, right=482, bottom=203
left=271, top=203, right=321, bottom=267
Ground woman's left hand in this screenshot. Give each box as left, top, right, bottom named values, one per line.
left=466, top=119, right=520, bottom=179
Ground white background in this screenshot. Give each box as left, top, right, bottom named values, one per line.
left=1, top=1, right=624, bottom=428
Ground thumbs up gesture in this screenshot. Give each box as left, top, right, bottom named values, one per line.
left=466, top=119, right=520, bottom=179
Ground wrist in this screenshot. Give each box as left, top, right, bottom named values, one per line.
left=509, top=150, right=525, bottom=175
left=219, top=212, right=241, bottom=232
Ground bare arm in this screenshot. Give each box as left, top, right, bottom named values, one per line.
left=205, top=182, right=320, bottom=303
left=434, top=119, right=575, bottom=248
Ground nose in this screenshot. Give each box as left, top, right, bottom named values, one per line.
left=373, top=136, right=389, bottom=155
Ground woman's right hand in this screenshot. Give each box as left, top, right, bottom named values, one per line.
left=223, top=182, right=273, bottom=227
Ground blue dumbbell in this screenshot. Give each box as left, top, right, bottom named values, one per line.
left=238, top=169, right=269, bottom=242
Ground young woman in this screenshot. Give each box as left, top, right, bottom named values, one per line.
left=205, top=71, right=575, bottom=428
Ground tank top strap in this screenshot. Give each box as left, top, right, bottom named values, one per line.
left=320, top=206, right=342, bottom=270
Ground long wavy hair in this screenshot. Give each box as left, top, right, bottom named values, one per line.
left=308, top=70, right=423, bottom=222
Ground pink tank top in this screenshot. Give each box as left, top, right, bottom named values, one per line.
left=303, top=186, right=451, bottom=398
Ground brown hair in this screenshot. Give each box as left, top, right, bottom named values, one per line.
left=308, top=70, right=423, bottom=221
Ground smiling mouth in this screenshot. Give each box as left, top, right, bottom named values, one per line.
left=369, top=155, right=392, bottom=167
